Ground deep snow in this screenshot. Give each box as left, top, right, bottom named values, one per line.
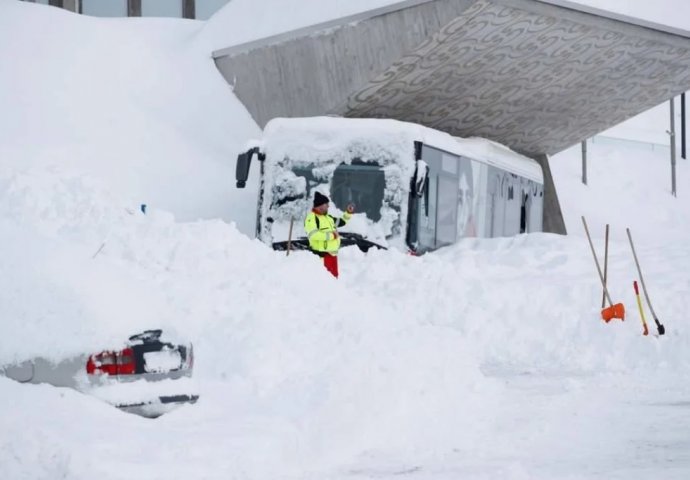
left=1, top=1, right=690, bottom=479
left=0, top=0, right=261, bottom=229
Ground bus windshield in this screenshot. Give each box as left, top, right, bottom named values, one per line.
left=330, top=163, right=385, bottom=221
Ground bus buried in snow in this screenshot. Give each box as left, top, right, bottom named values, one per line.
left=235, top=117, right=544, bottom=255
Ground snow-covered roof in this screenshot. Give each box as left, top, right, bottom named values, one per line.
left=262, top=117, right=543, bottom=183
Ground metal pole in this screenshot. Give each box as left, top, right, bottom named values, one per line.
left=127, top=0, right=141, bottom=16
left=670, top=98, right=677, bottom=197
left=682, top=92, right=687, bottom=160
left=581, top=140, right=587, bottom=185
left=183, top=0, right=195, bottom=19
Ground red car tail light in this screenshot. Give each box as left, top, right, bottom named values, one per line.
left=87, top=348, right=136, bottom=376
left=117, top=348, right=136, bottom=375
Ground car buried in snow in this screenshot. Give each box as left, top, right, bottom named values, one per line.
left=235, top=117, right=545, bottom=255
left=0, top=329, right=198, bottom=418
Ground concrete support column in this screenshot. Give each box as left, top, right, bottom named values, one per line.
left=534, top=154, right=567, bottom=234
left=183, top=0, right=195, bottom=19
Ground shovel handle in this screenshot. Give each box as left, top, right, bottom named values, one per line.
left=634, top=281, right=640, bottom=295
left=581, top=216, right=614, bottom=305
left=286, top=217, right=294, bottom=256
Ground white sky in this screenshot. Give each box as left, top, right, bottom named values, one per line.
left=568, top=0, right=689, bottom=30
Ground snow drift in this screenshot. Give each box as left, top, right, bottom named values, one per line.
left=2, top=0, right=690, bottom=479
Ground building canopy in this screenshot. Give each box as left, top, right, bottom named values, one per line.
left=213, top=0, right=690, bottom=157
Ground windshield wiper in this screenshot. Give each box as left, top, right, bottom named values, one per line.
left=338, top=232, right=387, bottom=252
left=271, top=194, right=304, bottom=207
left=272, top=233, right=387, bottom=253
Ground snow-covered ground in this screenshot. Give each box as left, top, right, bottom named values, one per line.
left=1, top=1, right=690, bottom=479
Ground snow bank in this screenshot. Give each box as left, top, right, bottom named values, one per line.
left=0, top=0, right=261, bottom=231
left=551, top=139, right=690, bottom=242
left=0, top=161, right=502, bottom=475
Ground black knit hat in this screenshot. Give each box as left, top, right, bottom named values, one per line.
left=313, top=191, right=329, bottom=208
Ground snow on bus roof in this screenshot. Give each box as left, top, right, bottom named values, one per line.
left=262, top=117, right=543, bottom=183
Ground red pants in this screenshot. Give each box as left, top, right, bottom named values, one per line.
left=323, top=254, right=339, bottom=278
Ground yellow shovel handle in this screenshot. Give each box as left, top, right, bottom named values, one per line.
left=634, top=281, right=649, bottom=336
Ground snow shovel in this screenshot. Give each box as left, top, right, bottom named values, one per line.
left=633, top=281, right=650, bottom=336
left=601, top=224, right=609, bottom=309
left=581, top=217, right=625, bottom=322
left=626, top=228, right=665, bottom=335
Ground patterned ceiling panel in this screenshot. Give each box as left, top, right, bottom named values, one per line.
left=335, top=0, right=690, bottom=155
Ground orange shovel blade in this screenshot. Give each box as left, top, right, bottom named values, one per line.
left=602, top=303, right=625, bottom=322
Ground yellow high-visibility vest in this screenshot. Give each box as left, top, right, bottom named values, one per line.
left=304, top=210, right=352, bottom=255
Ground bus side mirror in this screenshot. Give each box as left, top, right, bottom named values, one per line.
left=414, top=160, right=429, bottom=197
left=236, top=151, right=253, bottom=188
